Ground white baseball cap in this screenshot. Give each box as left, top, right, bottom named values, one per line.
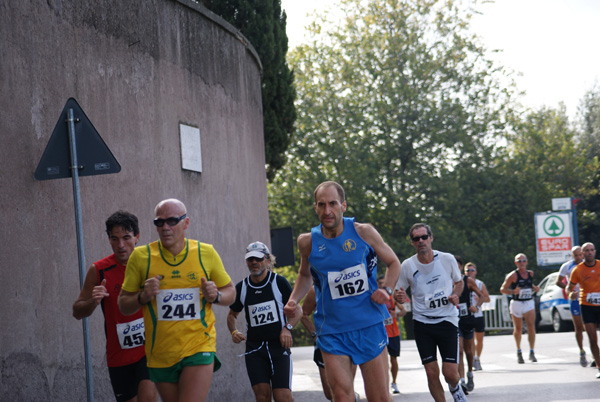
left=245, top=241, right=270, bottom=259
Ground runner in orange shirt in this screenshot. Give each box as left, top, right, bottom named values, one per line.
left=568, top=242, right=600, bottom=379
left=378, top=276, right=406, bottom=394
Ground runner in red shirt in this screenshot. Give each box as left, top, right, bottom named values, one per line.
left=378, top=276, right=406, bottom=395
left=73, top=211, right=157, bottom=402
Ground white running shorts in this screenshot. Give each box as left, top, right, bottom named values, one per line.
left=509, top=299, right=535, bottom=318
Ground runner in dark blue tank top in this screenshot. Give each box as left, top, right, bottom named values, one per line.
left=283, top=181, right=401, bottom=402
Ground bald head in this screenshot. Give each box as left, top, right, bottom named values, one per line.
left=571, top=246, right=583, bottom=264
left=582, top=242, right=596, bottom=264
left=153, top=198, right=189, bottom=255
left=155, top=198, right=187, bottom=216
left=514, top=253, right=527, bottom=262
left=514, top=253, right=528, bottom=269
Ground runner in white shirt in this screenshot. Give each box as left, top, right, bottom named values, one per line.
left=395, top=223, right=467, bottom=402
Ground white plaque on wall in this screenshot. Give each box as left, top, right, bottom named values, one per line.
left=180, top=124, right=202, bottom=173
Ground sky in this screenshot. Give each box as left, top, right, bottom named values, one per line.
left=280, top=0, right=600, bottom=120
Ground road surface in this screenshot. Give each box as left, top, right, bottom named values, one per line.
left=291, top=331, right=599, bottom=401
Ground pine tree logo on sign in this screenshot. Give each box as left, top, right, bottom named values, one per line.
left=543, top=215, right=564, bottom=237
left=535, top=212, right=573, bottom=266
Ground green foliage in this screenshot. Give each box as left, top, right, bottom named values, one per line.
left=202, top=0, right=296, bottom=180
left=269, top=0, right=516, bottom=275
left=430, top=106, right=598, bottom=290
left=576, top=85, right=600, bottom=247
left=268, top=0, right=600, bottom=295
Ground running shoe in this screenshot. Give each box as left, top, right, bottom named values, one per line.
left=460, top=380, right=469, bottom=395
left=529, top=351, right=537, bottom=362
left=473, top=357, right=482, bottom=371
left=391, top=383, right=400, bottom=394
left=466, top=371, right=474, bottom=392
left=596, top=370, right=600, bottom=379
left=580, top=351, right=588, bottom=367
left=451, top=383, right=468, bottom=402
left=517, top=351, right=524, bottom=364
left=592, top=360, right=596, bottom=368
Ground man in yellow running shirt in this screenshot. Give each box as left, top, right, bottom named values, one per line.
left=119, top=198, right=235, bottom=402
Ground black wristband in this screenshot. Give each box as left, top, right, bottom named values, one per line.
left=137, top=291, right=147, bottom=305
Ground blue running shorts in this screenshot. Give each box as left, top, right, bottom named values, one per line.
left=317, top=322, right=388, bottom=365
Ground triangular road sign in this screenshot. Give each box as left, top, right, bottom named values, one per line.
left=34, top=98, right=121, bottom=180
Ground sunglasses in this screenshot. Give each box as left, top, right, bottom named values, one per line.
left=246, top=256, right=265, bottom=263
left=515, top=259, right=527, bottom=263
left=466, top=269, right=476, bottom=272
left=411, top=234, right=430, bottom=242
left=153, top=214, right=187, bottom=227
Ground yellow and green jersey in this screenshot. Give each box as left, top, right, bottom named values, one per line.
left=122, top=239, right=231, bottom=368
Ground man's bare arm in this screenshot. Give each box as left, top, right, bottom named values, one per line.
left=73, top=265, right=105, bottom=319
left=356, top=223, right=401, bottom=304
left=284, top=233, right=313, bottom=321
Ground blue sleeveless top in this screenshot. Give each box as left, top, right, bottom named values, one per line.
left=309, top=217, right=389, bottom=335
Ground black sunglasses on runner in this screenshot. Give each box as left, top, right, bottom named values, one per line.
left=411, top=234, right=430, bottom=242
left=153, top=214, right=187, bottom=227
left=246, top=256, right=265, bottom=263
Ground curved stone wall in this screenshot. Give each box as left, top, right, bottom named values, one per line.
left=0, top=0, right=266, bottom=400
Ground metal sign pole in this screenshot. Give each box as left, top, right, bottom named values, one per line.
left=67, top=108, right=94, bottom=402
left=572, top=197, right=579, bottom=246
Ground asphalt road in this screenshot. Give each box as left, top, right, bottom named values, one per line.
left=290, top=330, right=599, bottom=401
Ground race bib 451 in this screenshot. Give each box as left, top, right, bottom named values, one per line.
left=116, top=317, right=145, bottom=349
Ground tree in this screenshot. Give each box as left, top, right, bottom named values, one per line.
left=268, top=1, right=599, bottom=296
left=430, top=105, right=599, bottom=291
left=576, top=85, right=600, bottom=246
left=202, top=0, right=296, bottom=180
left=269, top=0, right=516, bottom=257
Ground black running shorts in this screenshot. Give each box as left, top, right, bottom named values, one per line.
left=413, top=320, right=459, bottom=365
left=245, top=340, right=292, bottom=389
left=107, top=356, right=150, bottom=402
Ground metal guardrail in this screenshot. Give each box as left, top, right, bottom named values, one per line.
left=482, top=295, right=514, bottom=331
left=402, top=294, right=514, bottom=339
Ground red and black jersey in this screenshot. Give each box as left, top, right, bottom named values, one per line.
left=94, top=254, right=145, bottom=367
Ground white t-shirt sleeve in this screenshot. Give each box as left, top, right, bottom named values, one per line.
left=441, top=252, right=461, bottom=282
left=558, top=261, right=570, bottom=277
left=396, top=258, right=411, bottom=290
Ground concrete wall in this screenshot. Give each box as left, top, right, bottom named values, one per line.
left=0, top=0, right=266, bottom=400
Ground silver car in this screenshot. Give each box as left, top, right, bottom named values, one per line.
left=536, top=272, right=573, bottom=332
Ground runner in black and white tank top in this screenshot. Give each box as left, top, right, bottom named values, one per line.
left=511, top=269, right=533, bottom=301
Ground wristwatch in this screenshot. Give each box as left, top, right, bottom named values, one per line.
left=212, top=291, right=222, bottom=304
left=383, top=286, right=393, bottom=296
left=284, top=323, right=293, bottom=331
left=310, top=331, right=317, bottom=337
